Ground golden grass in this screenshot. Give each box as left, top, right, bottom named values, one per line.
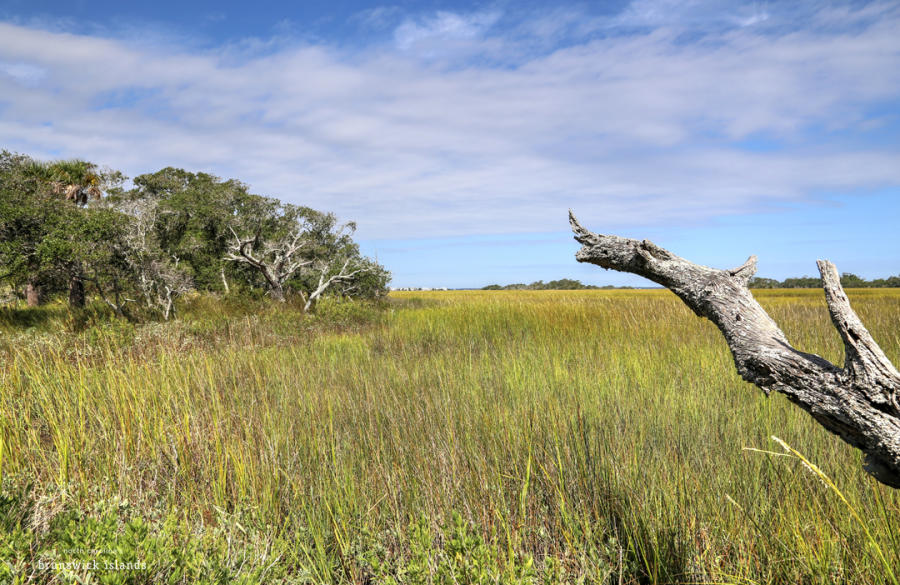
left=1, top=289, right=899, bottom=583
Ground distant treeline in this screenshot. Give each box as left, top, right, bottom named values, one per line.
left=481, top=279, right=633, bottom=290
left=482, top=274, right=900, bottom=291
left=749, top=273, right=900, bottom=289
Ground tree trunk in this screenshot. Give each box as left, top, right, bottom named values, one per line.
left=68, top=271, right=85, bottom=309
left=164, top=296, right=174, bottom=321
left=304, top=281, right=328, bottom=313
left=270, top=284, right=285, bottom=303
left=569, top=211, right=900, bottom=488
left=25, top=278, right=41, bottom=307
left=303, top=260, right=361, bottom=313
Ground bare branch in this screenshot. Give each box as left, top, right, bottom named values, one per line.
left=225, top=226, right=312, bottom=301
left=818, top=260, right=900, bottom=404
left=570, top=210, right=900, bottom=488
left=117, top=199, right=194, bottom=319
left=303, top=258, right=363, bottom=312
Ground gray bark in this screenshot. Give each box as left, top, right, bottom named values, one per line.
left=569, top=211, right=900, bottom=488
left=25, top=278, right=41, bottom=307
left=303, top=258, right=361, bottom=313
left=225, top=227, right=310, bottom=303
left=68, top=269, right=85, bottom=309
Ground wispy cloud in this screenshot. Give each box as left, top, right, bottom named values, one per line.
left=0, top=2, right=898, bottom=241
left=352, top=6, right=403, bottom=30
left=393, top=9, right=502, bottom=51
left=614, top=0, right=775, bottom=29
left=0, top=60, right=46, bottom=85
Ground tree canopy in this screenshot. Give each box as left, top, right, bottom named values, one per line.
left=0, top=151, right=390, bottom=318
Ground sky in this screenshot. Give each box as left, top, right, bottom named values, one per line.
left=0, top=0, right=898, bottom=288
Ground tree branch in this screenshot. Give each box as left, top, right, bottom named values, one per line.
left=225, top=226, right=312, bottom=300
left=570, top=210, right=900, bottom=488
left=303, top=259, right=362, bottom=312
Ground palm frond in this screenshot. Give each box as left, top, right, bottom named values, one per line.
left=65, top=184, right=80, bottom=202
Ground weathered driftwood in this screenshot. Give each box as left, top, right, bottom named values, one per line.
left=569, top=211, right=900, bottom=488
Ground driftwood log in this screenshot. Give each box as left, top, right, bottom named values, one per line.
left=569, top=211, right=900, bottom=488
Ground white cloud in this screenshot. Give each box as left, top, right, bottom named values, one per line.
left=614, top=0, right=775, bottom=29
left=0, top=3, right=898, bottom=241
left=0, top=60, right=45, bottom=85
left=393, top=10, right=502, bottom=50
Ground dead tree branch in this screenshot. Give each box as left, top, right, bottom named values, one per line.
left=224, top=226, right=311, bottom=301
left=569, top=210, right=900, bottom=488
left=303, top=258, right=362, bottom=313
left=119, top=199, right=193, bottom=319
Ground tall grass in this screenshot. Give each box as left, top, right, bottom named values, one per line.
left=1, top=289, right=898, bottom=583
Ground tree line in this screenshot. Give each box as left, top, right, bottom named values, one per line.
left=0, top=151, right=390, bottom=319
left=482, top=273, right=900, bottom=291
left=749, top=274, right=900, bottom=288
left=481, top=279, right=633, bottom=290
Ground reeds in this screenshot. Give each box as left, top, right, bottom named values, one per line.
left=1, top=289, right=898, bottom=583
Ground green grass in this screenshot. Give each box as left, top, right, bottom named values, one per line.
left=1, top=289, right=899, bottom=583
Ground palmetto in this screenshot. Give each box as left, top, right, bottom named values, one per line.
left=26, top=158, right=103, bottom=205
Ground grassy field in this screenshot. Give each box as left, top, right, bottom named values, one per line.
left=1, top=289, right=899, bottom=584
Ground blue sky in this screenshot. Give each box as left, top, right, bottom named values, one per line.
left=1, top=0, right=898, bottom=288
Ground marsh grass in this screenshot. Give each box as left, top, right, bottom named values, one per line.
left=1, top=289, right=899, bottom=583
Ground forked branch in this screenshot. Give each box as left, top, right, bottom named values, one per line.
left=570, top=210, right=900, bottom=488
left=303, top=258, right=363, bottom=313
left=224, top=226, right=312, bottom=301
